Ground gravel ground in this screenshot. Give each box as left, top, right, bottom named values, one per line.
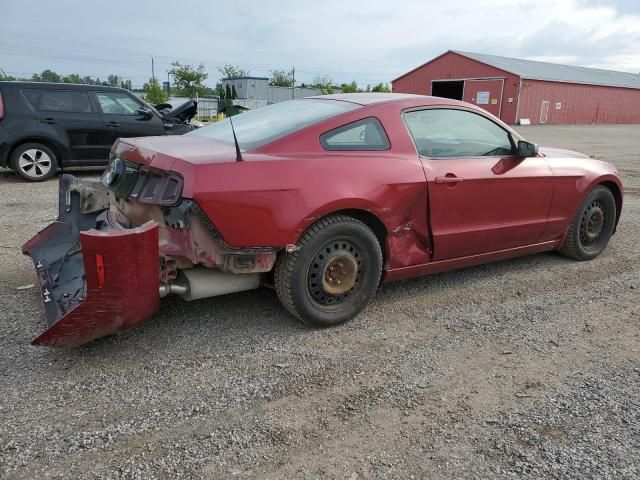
left=0, top=125, right=638, bottom=479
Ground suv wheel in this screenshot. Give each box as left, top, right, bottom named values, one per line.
left=10, top=143, right=58, bottom=182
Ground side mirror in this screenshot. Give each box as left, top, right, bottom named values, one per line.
left=137, top=106, right=154, bottom=119
left=517, top=140, right=539, bottom=157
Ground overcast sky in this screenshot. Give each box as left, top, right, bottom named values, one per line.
left=1, top=0, right=639, bottom=88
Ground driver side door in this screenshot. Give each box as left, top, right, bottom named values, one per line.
left=404, top=107, right=554, bottom=260
left=93, top=90, right=165, bottom=147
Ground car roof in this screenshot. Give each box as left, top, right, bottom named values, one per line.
left=306, top=92, right=425, bottom=105
left=305, top=92, right=468, bottom=107
left=0, top=81, right=127, bottom=91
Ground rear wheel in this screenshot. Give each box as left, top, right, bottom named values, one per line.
left=10, top=143, right=58, bottom=182
left=559, top=186, right=616, bottom=260
left=274, top=214, right=383, bottom=327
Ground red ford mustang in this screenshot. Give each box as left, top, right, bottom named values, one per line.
left=23, top=93, right=623, bottom=347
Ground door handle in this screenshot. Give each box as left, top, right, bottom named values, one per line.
left=435, top=175, right=464, bottom=184
left=40, top=118, right=58, bottom=124
left=106, top=122, right=121, bottom=128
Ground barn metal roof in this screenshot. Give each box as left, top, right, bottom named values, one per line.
left=453, top=50, right=640, bottom=89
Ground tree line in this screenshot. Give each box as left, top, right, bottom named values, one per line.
left=265, top=69, right=390, bottom=93
left=1, top=69, right=132, bottom=90
left=1, top=64, right=391, bottom=105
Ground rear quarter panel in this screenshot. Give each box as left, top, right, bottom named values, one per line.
left=188, top=153, right=431, bottom=269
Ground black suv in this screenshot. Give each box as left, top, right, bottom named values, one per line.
left=0, top=82, right=197, bottom=181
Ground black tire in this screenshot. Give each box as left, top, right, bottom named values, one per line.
left=274, top=214, right=383, bottom=327
left=10, top=142, right=58, bottom=182
left=559, top=186, right=616, bottom=261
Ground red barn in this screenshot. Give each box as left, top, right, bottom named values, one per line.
left=392, top=50, right=640, bottom=125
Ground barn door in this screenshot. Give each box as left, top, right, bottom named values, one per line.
left=540, top=100, right=550, bottom=124
left=462, top=79, right=503, bottom=117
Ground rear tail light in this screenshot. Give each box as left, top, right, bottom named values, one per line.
left=129, top=166, right=183, bottom=205
left=0, top=91, right=4, bottom=120
left=102, top=156, right=183, bottom=206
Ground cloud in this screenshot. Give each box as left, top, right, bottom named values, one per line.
left=0, top=0, right=638, bottom=87
left=579, top=0, right=640, bottom=15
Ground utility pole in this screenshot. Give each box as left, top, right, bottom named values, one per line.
left=292, top=66, right=295, bottom=99
left=151, top=57, right=155, bottom=81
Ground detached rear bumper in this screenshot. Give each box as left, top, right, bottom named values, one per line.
left=22, top=175, right=159, bottom=347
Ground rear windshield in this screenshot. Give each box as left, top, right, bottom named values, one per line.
left=187, top=99, right=359, bottom=150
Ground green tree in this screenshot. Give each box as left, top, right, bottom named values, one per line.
left=371, top=82, right=391, bottom=93
left=120, top=79, right=132, bottom=90
left=107, top=74, right=120, bottom=87
left=63, top=73, right=83, bottom=84
left=40, top=69, right=61, bottom=83
left=217, top=64, right=249, bottom=80
left=143, top=78, right=168, bottom=104
left=340, top=81, right=359, bottom=93
left=170, top=61, right=208, bottom=98
left=269, top=69, right=294, bottom=87
left=310, top=75, right=333, bottom=95
left=311, top=75, right=333, bottom=94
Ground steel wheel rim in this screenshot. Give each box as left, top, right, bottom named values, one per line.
left=18, top=149, right=52, bottom=178
left=577, top=198, right=613, bottom=255
left=306, top=238, right=366, bottom=309
left=579, top=201, right=605, bottom=246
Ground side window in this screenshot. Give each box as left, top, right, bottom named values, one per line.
left=39, top=91, right=93, bottom=113
left=96, top=92, right=142, bottom=115
left=404, top=109, right=514, bottom=158
left=20, top=89, right=43, bottom=109
left=320, top=118, right=390, bottom=151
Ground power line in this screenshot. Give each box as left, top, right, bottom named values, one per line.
left=0, top=40, right=397, bottom=82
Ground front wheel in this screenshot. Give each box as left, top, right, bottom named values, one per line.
left=559, top=186, right=617, bottom=260
left=274, top=214, right=383, bottom=327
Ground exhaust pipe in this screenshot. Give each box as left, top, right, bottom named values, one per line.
left=159, top=268, right=260, bottom=301
left=158, top=282, right=189, bottom=298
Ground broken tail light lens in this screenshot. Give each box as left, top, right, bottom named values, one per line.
left=101, top=157, right=139, bottom=198
left=128, top=166, right=184, bottom=206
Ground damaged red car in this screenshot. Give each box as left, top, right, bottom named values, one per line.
left=23, top=93, right=623, bottom=347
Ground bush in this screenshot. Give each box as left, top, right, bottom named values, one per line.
left=144, top=78, right=168, bottom=104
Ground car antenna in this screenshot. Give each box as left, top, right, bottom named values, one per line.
left=228, top=115, right=243, bottom=162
